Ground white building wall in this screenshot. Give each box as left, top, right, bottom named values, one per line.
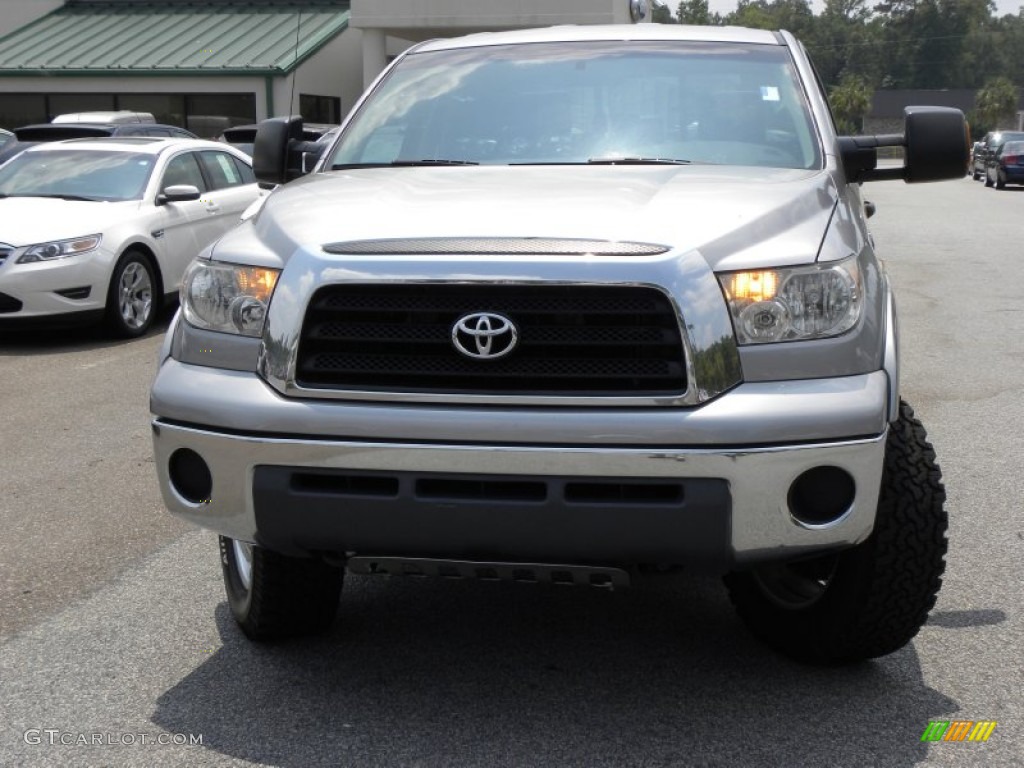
left=350, top=0, right=648, bottom=86
left=271, top=27, right=365, bottom=120
left=351, top=0, right=638, bottom=34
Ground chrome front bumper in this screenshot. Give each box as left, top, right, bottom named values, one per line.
left=151, top=360, right=890, bottom=570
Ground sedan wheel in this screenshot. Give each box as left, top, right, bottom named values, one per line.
left=106, top=251, right=156, bottom=337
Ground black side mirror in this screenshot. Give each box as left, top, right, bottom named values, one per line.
left=253, top=116, right=308, bottom=185
left=156, top=184, right=201, bottom=205
left=839, top=106, right=969, bottom=183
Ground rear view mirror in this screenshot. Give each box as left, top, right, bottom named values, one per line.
left=839, top=107, right=969, bottom=183
left=253, top=117, right=309, bottom=185
left=157, top=184, right=201, bottom=204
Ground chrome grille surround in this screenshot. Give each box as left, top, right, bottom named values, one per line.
left=259, top=239, right=742, bottom=406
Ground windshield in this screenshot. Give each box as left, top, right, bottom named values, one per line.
left=330, top=41, right=821, bottom=170
left=0, top=150, right=155, bottom=201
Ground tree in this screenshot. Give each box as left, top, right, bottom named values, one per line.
left=829, top=74, right=872, bottom=134
left=652, top=2, right=676, bottom=23
left=725, top=0, right=815, bottom=39
left=975, top=76, right=1019, bottom=131
left=677, top=0, right=719, bottom=25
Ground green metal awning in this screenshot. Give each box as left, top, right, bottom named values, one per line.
left=0, top=0, right=350, bottom=77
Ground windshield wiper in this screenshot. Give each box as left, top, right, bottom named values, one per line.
left=12, top=193, right=103, bottom=202
left=332, top=159, right=479, bottom=170
left=586, top=157, right=693, bottom=165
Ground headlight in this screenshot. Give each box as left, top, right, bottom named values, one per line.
left=182, top=260, right=280, bottom=337
left=16, top=234, right=102, bottom=264
left=718, top=257, right=862, bottom=344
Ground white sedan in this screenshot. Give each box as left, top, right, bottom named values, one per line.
left=0, top=137, right=263, bottom=336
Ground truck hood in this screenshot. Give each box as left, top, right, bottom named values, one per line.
left=0, top=197, right=139, bottom=246
left=249, top=165, right=840, bottom=270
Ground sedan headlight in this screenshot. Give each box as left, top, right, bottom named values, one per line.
left=182, top=260, right=280, bottom=337
left=16, top=234, right=102, bottom=264
left=718, top=257, right=862, bottom=344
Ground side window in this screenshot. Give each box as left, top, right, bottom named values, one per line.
left=231, top=156, right=256, bottom=184
left=199, top=150, right=245, bottom=190
left=160, top=152, right=207, bottom=191
left=145, top=127, right=173, bottom=137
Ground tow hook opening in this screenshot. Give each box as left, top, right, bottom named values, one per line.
left=788, top=466, right=855, bottom=527
left=168, top=448, right=213, bottom=505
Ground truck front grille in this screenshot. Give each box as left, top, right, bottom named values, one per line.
left=295, top=284, right=687, bottom=395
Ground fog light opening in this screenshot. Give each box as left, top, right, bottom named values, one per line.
left=168, top=448, right=213, bottom=505
left=788, top=466, right=855, bottom=527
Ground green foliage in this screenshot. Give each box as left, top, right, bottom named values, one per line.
left=660, top=0, right=1021, bottom=99
left=975, top=76, right=1019, bottom=130
left=676, top=0, right=721, bottom=25
left=652, top=2, right=676, bottom=23
left=829, top=74, right=873, bottom=133
left=725, top=0, right=815, bottom=37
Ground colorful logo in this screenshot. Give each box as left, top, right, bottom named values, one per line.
left=921, top=721, right=997, bottom=742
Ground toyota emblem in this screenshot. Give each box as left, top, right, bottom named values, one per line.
left=451, top=312, right=518, bottom=360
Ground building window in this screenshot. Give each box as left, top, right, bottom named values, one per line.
left=185, top=93, right=257, bottom=138
left=0, top=92, right=256, bottom=136
left=300, top=94, right=341, bottom=124
left=0, top=94, right=46, bottom=128
left=118, top=94, right=187, bottom=128
left=48, top=93, right=117, bottom=117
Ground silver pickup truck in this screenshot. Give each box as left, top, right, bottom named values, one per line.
left=150, top=24, right=968, bottom=663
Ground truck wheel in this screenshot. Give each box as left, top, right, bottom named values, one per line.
left=219, top=536, right=343, bottom=640
left=723, top=400, right=947, bottom=664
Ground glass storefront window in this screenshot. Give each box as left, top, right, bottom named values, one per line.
left=186, top=93, right=256, bottom=138
left=0, top=94, right=46, bottom=129
left=0, top=92, right=257, bottom=134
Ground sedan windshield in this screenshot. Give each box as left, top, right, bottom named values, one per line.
left=0, top=150, right=155, bottom=202
left=330, top=41, right=821, bottom=170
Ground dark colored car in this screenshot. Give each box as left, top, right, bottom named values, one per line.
left=13, top=123, right=198, bottom=142
left=969, top=139, right=984, bottom=178
left=990, top=140, right=1024, bottom=189
left=977, top=130, right=1024, bottom=185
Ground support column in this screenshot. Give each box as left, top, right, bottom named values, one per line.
left=361, top=28, right=387, bottom=90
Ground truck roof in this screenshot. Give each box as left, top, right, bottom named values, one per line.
left=412, top=24, right=782, bottom=53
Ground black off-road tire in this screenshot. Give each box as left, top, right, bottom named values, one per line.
left=724, top=400, right=947, bottom=664
left=971, top=167, right=980, bottom=180
left=220, top=536, right=343, bottom=641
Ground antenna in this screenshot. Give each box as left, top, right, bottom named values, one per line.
left=288, top=9, right=302, bottom=119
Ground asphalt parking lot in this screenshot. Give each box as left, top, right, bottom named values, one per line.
left=0, top=174, right=1021, bottom=767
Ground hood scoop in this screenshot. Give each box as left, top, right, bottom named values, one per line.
left=322, top=237, right=670, bottom=257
